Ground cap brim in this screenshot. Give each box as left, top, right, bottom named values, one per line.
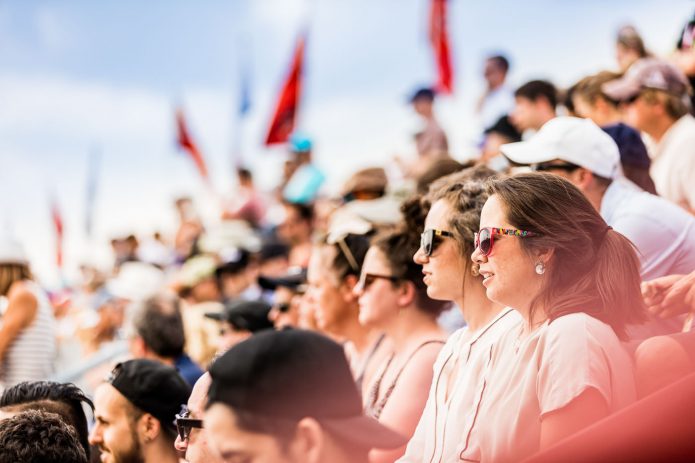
left=602, top=78, right=642, bottom=102
left=320, top=414, right=408, bottom=450
left=500, top=139, right=558, bottom=166
left=204, top=312, right=225, bottom=322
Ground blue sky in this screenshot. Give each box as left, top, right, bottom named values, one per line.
left=0, top=0, right=692, bottom=285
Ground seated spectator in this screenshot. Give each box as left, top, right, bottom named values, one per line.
left=0, top=380, right=94, bottom=460
left=204, top=329, right=407, bottom=463
left=602, top=122, right=658, bottom=194
left=221, top=167, right=266, bottom=228
left=510, top=80, right=557, bottom=135
left=306, top=229, right=388, bottom=388
left=0, top=410, right=87, bottom=463
left=257, top=241, right=290, bottom=279
left=615, top=25, right=650, bottom=72
left=399, top=166, right=521, bottom=463
left=130, top=293, right=204, bottom=386
left=410, top=87, right=449, bottom=158
left=277, top=201, right=314, bottom=267
left=258, top=267, right=307, bottom=329
left=214, top=248, right=262, bottom=302
left=174, top=373, right=221, bottom=463
left=501, top=117, right=695, bottom=283
left=460, top=173, right=644, bottom=461
left=89, top=359, right=191, bottom=463
left=204, top=299, right=274, bottom=352
left=571, top=71, right=623, bottom=126
left=479, top=115, right=522, bottom=171
left=602, top=58, right=695, bottom=212
left=0, top=236, right=57, bottom=388
left=355, top=200, right=450, bottom=462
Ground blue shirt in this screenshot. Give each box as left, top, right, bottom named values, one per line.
left=175, top=354, right=204, bottom=387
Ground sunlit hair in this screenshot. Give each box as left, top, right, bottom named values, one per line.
left=486, top=172, right=646, bottom=339
left=0, top=263, right=32, bottom=296
left=316, top=232, right=371, bottom=285
left=370, top=200, right=451, bottom=317
left=573, top=70, right=622, bottom=106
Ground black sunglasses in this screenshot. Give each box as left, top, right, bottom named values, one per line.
left=357, top=273, right=399, bottom=291
left=420, top=229, right=454, bottom=257
left=175, top=406, right=204, bottom=441
left=274, top=302, right=291, bottom=313
left=532, top=162, right=580, bottom=173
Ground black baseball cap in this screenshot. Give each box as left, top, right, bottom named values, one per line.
left=107, top=359, right=191, bottom=434
left=207, top=329, right=407, bottom=450
left=204, top=299, right=274, bottom=333
left=257, top=267, right=307, bottom=292
left=484, top=115, right=522, bottom=143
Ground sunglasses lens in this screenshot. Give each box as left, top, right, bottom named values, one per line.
left=479, top=229, right=492, bottom=256
left=422, top=230, right=434, bottom=256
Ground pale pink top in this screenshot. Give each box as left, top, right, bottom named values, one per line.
left=459, top=312, right=636, bottom=463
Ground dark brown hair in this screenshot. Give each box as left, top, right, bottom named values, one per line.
left=370, top=199, right=450, bottom=317
left=487, top=172, right=646, bottom=339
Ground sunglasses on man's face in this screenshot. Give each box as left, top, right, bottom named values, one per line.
left=420, top=229, right=454, bottom=257
left=273, top=302, right=291, bottom=313
left=175, top=407, right=204, bottom=442
left=474, top=227, right=538, bottom=257
left=532, top=162, right=580, bottom=173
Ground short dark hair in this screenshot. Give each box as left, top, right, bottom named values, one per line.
left=0, top=410, right=88, bottom=463
left=237, top=167, right=253, bottom=182
left=283, top=201, right=314, bottom=223
left=0, top=381, right=94, bottom=460
left=488, top=55, right=510, bottom=73
left=134, top=294, right=186, bottom=359
left=515, top=80, right=558, bottom=108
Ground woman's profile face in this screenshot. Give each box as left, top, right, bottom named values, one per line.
left=355, top=247, right=401, bottom=328
left=306, top=246, right=352, bottom=334
left=472, top=194, right=542, bottom=313
left=414, top=199, right=468, bottom=302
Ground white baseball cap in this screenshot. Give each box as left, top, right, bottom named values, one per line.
left=500, top=117, right=621, bottom=179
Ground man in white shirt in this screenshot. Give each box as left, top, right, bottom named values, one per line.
left=502, top=117, right=695, bottom=336
left=602, top=58, right=695, bottom=213
left=477, top=54, right=515, bottom=130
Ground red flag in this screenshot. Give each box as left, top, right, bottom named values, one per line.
left=51, top=198, right=64, bottom=268
left=176, top=108, right=209, bottom=180
left=265, top=34, right=306, bottom=145
left=430, top=0, right=453, bottom=94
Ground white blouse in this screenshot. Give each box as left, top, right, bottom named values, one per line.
left=398, top=308, right=521, bottom=463
left=459, top=312, right=636, bottom=463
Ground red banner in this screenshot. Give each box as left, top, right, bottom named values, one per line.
left=176, top=108, right=209, bottom=180
left=430, top=0, right=453, bottom=94
left=265, top=34, right=306, bottom=145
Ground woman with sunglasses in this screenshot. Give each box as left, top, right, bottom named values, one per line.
left=355, top=200, right=450, bottom=463
left=399, top=166, right=521, bottom=463
left=306, top=231, right=389, bottom=389
left=460, top=172, right=645, bottom=462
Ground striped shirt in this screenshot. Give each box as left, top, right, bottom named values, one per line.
left=1, top=282, right=57, bottom=388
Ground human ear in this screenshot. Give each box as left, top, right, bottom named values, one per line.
left=289, top=417, right=325, bottom=463
left=139, top=414, right=161, bottom=444
left=397, top=281, right=417, bottom=307
left=341, top=274, right=359, bottom=303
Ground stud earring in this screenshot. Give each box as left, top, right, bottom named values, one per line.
left=535, top=262, right=545, bottom=275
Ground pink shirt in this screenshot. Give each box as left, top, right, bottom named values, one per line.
left=460, top=312, right=636, bottom=463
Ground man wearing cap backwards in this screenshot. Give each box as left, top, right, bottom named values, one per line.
left=602, top=58, right=695, bottom=213
left=258, top=267, right=307, bottom=329
left=89, top=359, right=192, bottom=463
left=204, top=329, right=406, bottom=463
left=502, top=117, right=695, bottom=337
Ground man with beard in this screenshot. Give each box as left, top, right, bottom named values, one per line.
left=89, top=359, right=191, bottom=463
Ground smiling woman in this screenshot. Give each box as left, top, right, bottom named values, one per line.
left=461, top=172, right=646, bottom=461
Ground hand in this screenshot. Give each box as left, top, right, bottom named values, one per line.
left=641, top=272, right=695, bottom=318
